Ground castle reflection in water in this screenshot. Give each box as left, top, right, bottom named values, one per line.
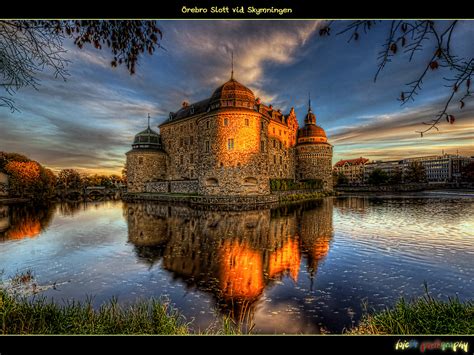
left=125, top=199, right=334, bottom=323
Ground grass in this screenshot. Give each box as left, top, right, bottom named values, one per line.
left=0, top=270, right=243, bottom=335
left=0, top=290, right=194, bottom=334
left=351, top=294, right=474, bottom=335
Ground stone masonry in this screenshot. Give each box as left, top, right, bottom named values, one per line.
left=126, top=76, right=333, bottom=196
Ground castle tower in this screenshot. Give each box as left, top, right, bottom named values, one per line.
left=196, top=77, right=269, bottom=195
left=295, top=98, right=333, bottom=190
left=126, top=118, right=168, bottom=193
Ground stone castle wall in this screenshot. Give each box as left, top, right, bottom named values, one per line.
left=126, top=150, right=168, bottom=193
left=160, top=116, right=200, bottom=180
left=296, top=144, right=333, bottom=191
left=170, top=180, right=198, bottom=194
left=267, top=119, right=297, bottom=179
left=145, top=180, right=198, bottom=194
left=196, top=109, right=270, bottom=195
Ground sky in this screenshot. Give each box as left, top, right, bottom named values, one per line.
left=0, top=20, right=473, bottom=175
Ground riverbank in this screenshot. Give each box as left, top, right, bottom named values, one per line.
left=0, top=290, right=239, bottom=335
left=350, top=295, right=473, bottom=335
left=2, top=288, right=471, bottom=335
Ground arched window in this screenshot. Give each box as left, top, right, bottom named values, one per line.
left=243, top=177, right=258, bottom=185
left=206, top=178, right=218, bottom=186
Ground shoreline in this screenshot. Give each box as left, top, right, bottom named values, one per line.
left=122, top=190, right=333, bottom=210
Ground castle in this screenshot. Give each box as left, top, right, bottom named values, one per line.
left=126, top=75, right=333, bottom=196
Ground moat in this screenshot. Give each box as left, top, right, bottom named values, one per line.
left=1, top=194, right=473, bottom=333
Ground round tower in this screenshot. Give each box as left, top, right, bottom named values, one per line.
left=197, top=77, right=269, bottom=195
left=126, top=119, right=168, bottom=193
left=295, top=99, right=333, bottom=191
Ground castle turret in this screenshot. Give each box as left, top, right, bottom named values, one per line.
left=126, top=117, right=168, bottom=193
left=295, top=98, right=333, bottom=191
left=197, top=77, right=269, bottom=195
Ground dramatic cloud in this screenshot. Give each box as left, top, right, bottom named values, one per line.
left=0, top=20, right=472, bottom=174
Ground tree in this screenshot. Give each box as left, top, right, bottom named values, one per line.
left=460, top=161, right=474, bottom=183
left=388, top=168, right=403, bottom=185
left=57, top=169, right=82, bottom=189
left=367, top=169, right=389, bottom=186
left=334, top=172, right=349, bottom=186
left=0, top=20, right=162, bottom=112
left=1, top=151, right=57, bottom=198
left=0, top=152, right=30, bottom=171
left=404, top=161, right=427, bottom=183
left=4, top=160, right=41, bottom=196
left=320, top=21, right=473, bottom=136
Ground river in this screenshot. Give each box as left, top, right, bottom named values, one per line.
left=0, top=193, right=473, bottom=333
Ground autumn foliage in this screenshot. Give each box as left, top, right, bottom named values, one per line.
left=1, top=152, right=55, bottom=198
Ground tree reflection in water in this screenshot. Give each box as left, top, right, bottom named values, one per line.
left=0, top=203, right=55, bottom=241
left=0, top=201, right=109, bottom=241
left=125, top=199, right=334, bottom=329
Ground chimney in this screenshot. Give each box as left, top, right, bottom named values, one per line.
left=182, top=101, right=189, bottom=108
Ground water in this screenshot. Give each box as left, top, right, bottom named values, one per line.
left=0, top=194, right=473, bottom=334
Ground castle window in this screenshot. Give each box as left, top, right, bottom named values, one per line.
left=280, top=156, right=283, bottom=164
left=279, top=141, right=282, bottom=149
left=273, top=139, right=276, bottom=148
left=273, top=127, right=275, bottom=134
left=273, top=155, right=276, bottom=164
left=227, top=138, right=234, bottom=150
left=245, top=118, right=249, bottom=126
left=180, top=155, right=184, bottom=165
left=190, top=136, right=194, bottom=145
left=206, top=178, right=218, bottom=186
left=190, top=153, right=194, bottom=164
left=138, top=157, right=143, bottom=165
left=279, top=129, right=282, bottom=136
left=260, top=141, right=265, bottom=152
left=284, top=164, right=287, bottom=170
left=205, top=141, right=210, bottom=153
left=243, top=177, right=258, bottom=185
left=180, top=138, right=183, bottom=147
left=224, top=118, right=228, bottom=126
left=261, top=121, right=264, bottom=129
left=206, top=121, right=210, bottom=129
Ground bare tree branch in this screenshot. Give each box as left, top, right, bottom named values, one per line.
left=324, top=20, right=473, bottom=136
left=0, top=20, right=162, bottom=112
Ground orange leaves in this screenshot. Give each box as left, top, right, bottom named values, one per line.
left=446, top=115, right=456, bottom=124
left=4, top=161, right=41, bottom=183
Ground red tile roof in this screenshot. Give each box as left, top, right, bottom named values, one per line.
left=334, top=158, right=369, bottom=167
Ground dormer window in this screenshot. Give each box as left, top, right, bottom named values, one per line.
left=190, top=105, right=195, bottom=114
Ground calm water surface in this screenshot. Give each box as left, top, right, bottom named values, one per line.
left=0, top=194, right=473, bottom=333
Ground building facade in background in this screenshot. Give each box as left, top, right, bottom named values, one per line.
left=362, top=154, right=472, bottom=183
left=333, top=157, right=369, bottom=185
left=126, top=76, right=333, bottom=195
